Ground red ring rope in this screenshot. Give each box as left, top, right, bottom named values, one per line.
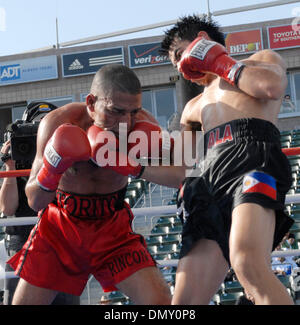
left=282, top=148, right=300, bottom=156
left=0, top=169, right=31, bottom=178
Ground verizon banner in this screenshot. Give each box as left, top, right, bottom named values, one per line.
left=128, top=42, right=170, bottom=69
left=268, top=24, right=300, bottom=50
left=224, top=29, right=263, bottom=56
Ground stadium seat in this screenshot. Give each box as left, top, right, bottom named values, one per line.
left=125, top=189, right=138, bottom=207
left=145, top=235, right=162, bottom=246
left=277, top=274, right=292, bottom=290
left=290, top=211, right=300, bottom=222
left=156, top=216, right=174, bottom=227
left=224, top=280, right=243, bottom=293
left=147, top=245, right=158, bottom=255
left=156, top=243, right=179, bottom=255
left=106, top=291, right=128, bottom=304
left=280, top=134, right=291, bottom=142
left=290, top=140, right=300, bottom=148
left=169, top=225, right=182, bottom=234
left=151, top=226, right=170, bottom=235
left=290, top=222, right=300, bottom=233
left=160, top=233, right=181, bottom=245
left=219, top=292, right=244, bottom=305
left=280, top=130, right=292, bottom=137
left=281, top=141, right=290, bottom=148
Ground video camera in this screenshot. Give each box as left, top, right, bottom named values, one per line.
left=4, top=120, right=40, bottom=163
left=1, top=101, right=58, bottom=165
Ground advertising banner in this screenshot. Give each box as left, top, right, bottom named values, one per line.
left=62, top=47, right=124, bottom=77
left=224, top=29, right=263, bottom=56
left=128, top=42, right=170, bottom=68
left=0, top=55, right=58, bottom=86
left=268, top=24, right=300, bottom=50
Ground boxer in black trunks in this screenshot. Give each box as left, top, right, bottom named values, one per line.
left=139, top=15, right=295, bottom=304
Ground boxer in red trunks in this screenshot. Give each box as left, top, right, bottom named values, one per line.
left=8, top=64, right=171, bottom=305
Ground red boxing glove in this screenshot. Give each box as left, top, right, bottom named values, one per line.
left=87, top=124, right=143, bottom=178
left=37, top=124, right=91, bottom=192
left=128, top=120, right=174, bottom=160
left=179, top=36, right=245, bottom=86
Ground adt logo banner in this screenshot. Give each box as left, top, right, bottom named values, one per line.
left=128, top=42, right=170, bottom=69
left=0, top=56, right=58, bottom=86
left=0, top=64, right=20, bottom=81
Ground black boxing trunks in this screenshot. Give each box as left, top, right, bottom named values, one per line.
left=178, top=118, right=294, bottom=263
left=8, top=187, right=156, bottom=295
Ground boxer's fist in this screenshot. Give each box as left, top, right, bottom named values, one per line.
left=128, top=120, right=174, bottom=159
left=37, top=124, right=91, bottom=191
left=179, top=36, right=245, bottom=86
left=87, top=124, right=143, bottom=178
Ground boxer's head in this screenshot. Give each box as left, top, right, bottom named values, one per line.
left=161, top=14, right=225, bottom=85
left=86, top=64, right=142, bottom=134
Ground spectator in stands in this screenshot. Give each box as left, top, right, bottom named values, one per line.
left=280, top=94, right=295, bottom=114
left=281, top=232, right=298, bottom=250
left=271, top=243, right=298, bottom=276
left=272, top=256, right=290, bottom=276
left=0, top=102, right=79, bottom=305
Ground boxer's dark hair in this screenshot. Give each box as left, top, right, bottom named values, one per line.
left=160, top=14, right=225, bottom=54
left=91, top=64, right=141, bottom=96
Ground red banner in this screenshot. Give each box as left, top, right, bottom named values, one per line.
left=268, top=24, right=300, bottom=50
left=225, top=29, right=263, bottom=56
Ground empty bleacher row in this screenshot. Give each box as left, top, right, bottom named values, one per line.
left=280, top=129, right=300, bottom=149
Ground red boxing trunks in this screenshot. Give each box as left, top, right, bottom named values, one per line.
left=178, top=118, right=294, bottom=264
left=8, top=187, right=156, bottom=295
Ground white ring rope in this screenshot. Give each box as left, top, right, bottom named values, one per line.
left=0, top=191, right=299, bottom=227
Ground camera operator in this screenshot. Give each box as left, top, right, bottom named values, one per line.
left=0, top=102, right=80, bottom=305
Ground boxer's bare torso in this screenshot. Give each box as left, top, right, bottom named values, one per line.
left=168, top=38, right=287, bottom=131
left=26, top=93, right=157, bottom=210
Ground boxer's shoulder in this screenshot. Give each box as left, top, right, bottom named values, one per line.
left=40, top=102, right=92, bottom=132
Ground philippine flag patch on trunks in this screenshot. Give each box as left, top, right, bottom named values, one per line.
left=242, top=171, right=277, bottom=200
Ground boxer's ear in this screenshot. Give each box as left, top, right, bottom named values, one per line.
left=197, top=31, right=209, bottom=40
left=86, top=94, right=96, bottom=112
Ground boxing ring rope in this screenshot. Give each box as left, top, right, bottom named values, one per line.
left=0, top=201, right=300, bottom=275
left=1, top=147, right=300, bottom=276
left=0, top=147, right=299, bottom=179
left=282, top=148, right=300, bottom=156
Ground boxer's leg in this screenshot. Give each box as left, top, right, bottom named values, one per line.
left=229, top=203, right=294, bottom=305
left=12, top=278, right=58, bottom=305
left=117, top=266, right=172, bottom=305
left=171, top=238, right=229, bottom=305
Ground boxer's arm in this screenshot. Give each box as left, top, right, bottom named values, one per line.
left=25, top=113, right=91, bottom=211
left=25, top=117, right=58, bottom=211
left=25, top=155, right=54, bottom=212
left=237, top=49, right=287, bottom=100
left=134, top=125, right=196, bottom=189
left=141, top=165, right=186, bottom=189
